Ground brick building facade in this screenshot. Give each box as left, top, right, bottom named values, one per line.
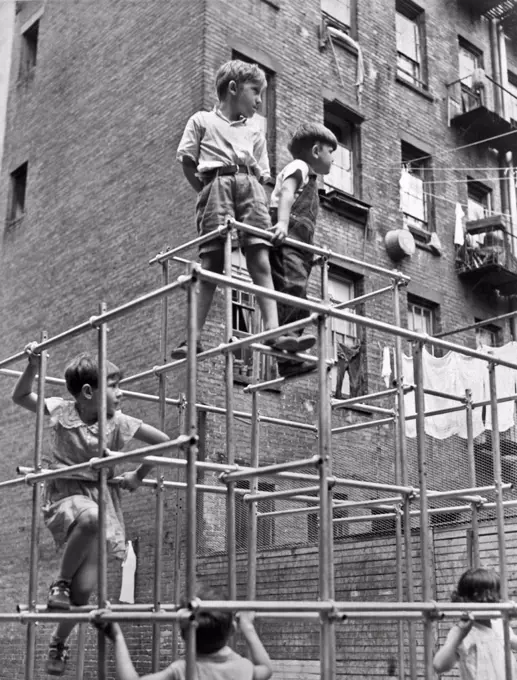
left=1, top=0, right=517, bottom=678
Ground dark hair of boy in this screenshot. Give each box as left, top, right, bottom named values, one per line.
left=179, top=586, right=233, bottom=655
left=64, top=353, right=122, bottom=397
left=288, top=122, right=338, bottom=160
left=452, top=567, right=501, bottom=604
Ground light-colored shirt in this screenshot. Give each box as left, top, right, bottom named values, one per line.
left=43, top=397, right=142, bottom=481
left=160, top=646, right=254, bottom=680
left=456, top=619, right=517, bottom=680
left=269, top=159, right=312, bottom=209
left=177, top=108, right=270, bottom=182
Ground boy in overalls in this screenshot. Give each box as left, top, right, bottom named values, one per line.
left=269, top=123, right=337, bottom=378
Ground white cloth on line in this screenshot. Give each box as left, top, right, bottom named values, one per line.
left=381, top=346, right=392, bottom=388
left=481, top=342, right=517, bottom=433
left=454, top=202, right=465, bottom=246
left=119, top=540, right=137, bottom=604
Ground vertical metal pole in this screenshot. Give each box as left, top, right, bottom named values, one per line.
left=97, top=302, right=108, bottom=680
left=465, top=389, right=480, bottom=568
left=152, top=261, right=169, bottom=670
left=392, top=282, right=417, bottom=678
left=247, top=320, right=261, bottom=601
left=413, top=342, right=433, bottom=680
left=75, top=624, right=87, bottom=680
left=488, top=363, right=512, bottom=680
left=393, top=414, right=406, bottom=680
left=224, top=231, right=237, bottom=600
left=185, top=272, right=199, bottom=680
left=25, top=330, right=47, bottom=680
left=317, top=312, right=333, bottom=680
left=172, top=394, right=186, bottom=660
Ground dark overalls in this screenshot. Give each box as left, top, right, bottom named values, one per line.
left=269, top=172, right=319, bottom=328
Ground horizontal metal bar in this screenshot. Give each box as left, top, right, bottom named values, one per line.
left=435, top=310, right=517, bottom=339
left=332, top=417, right=394, bottom=434
left=244, top=485, right=321, bottom=503
left=423, top=387, right=466, bottom=403
left=0, top=611, right=189, bottom=624
left=423, top=484, right=512, bottom=502
left=331, top=388, right=399, bottom=409
left=221, top=455, right=322, bottom=483
left=195, top=267, right=517, bottom=369
left=229, top=218, right=410, bottom=282
left=149, top=227, right=228, bottom=265
left=243, top=377, right=285, bottom=393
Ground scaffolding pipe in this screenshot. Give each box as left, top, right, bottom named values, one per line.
left=331, top=417, right=394, bottom=434
left=25, top=333, right=47, bottom=680
left=149, top=226, right=228, bottom=264
left=434, top=309, right=517, bottom=338
left=331, top=387, right=399, bottom=409
left=195, top=266, right=517, bottom=369
left=96, top=303, right=108, bottom=680
left=245, top=485, right=322, bottom=503
left=488, top=363, right=513, bottom=680
left=247, top=308, right=261, bottom=604
left=393, top=280, right=417, bottom=680
left=221, top=456, right=322, bottom=483
left=422, top=387, right=466, bottom=402
left=185, top=273, right=199, bottom=680
left=75, top=624, right=87, bottom=680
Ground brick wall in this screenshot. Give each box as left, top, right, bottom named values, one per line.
left=1, top=0, right=516, bottom=677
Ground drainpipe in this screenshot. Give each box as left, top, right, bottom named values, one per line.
left=507, top=153, right=517, bottom=339
left=498, top=22, right=508, bottom=120
left=490, top=18, right=502, bottom=114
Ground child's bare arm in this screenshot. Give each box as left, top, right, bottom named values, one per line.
left=237, top=612, right=273, bottom=680
left=270, top=174, right=300, bottom=245
left=182, top=157, right=204, bottom=193
left=12, top=343, right=49, bottom=414
left=95, top=622, right=178, bottom=680
left=433, top=618, right=472, bottom=674
left=120, top=423, right=170, bottom=490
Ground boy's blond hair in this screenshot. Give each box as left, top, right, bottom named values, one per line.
left=288, top=122, right=338, bottom=160
left=215, top=59, right=267, bottom=100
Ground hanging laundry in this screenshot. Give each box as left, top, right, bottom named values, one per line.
left=455, top=355, right=486, bottom=439
left=119, top=540, right=137, bottom=604
left=481, top=342, right=517, bottom=433
left=454, top=203, right=465, bottom=246
left=381, top=346, right=392, bottom=388
left=335, top=341, right=363, bottom=398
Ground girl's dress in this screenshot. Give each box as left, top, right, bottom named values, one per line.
left=42, top=397, right=142, bottom=560
left=457, top=619, right=517, bottom=680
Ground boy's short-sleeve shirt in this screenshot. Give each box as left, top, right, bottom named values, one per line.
left=269, top=159, right=311, bottom=209
left=161, top=647, right=254, bottom=680
left=177, top=108, right=270, bottom=182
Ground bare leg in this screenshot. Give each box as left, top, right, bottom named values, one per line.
left=196, top=251, right=225, bottom=340
left=245, top=246, right=279, bottom=330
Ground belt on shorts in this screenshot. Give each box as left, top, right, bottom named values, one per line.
left=199, top=165, right=255, bottom=184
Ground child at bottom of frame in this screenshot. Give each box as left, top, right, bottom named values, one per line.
left=433, top=566, right=517, bottom=679
left=95, top=585, right=273, bottom=680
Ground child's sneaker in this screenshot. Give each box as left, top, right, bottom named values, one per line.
left=47, top=579, right=71, bottom=610
left=46, top=639, right=69, bottom=676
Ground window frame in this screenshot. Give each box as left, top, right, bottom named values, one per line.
left=474, top=320, right=503, bottom=349
left=232, top=51, right=276, bottom=177
left=507, top=71, right=517, bottom=125
left=407, top=295, right=439, bottom=355
left=19, top=19, right=39, bottom=82
left=7, top=162, right=28, bottom=225
left=466, top=178, right=492, bottom=222
left=321, top=0, right=356, bottom=38
left=395, top=0, right=428, bottom=90
left=328, top=272, right=361, bottom=398
left=400, top=141, right=433, bottom=239
left=323, top=100, right=362, bottom=198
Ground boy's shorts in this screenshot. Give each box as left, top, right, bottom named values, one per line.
left=195, top=171, right=271, bottom=256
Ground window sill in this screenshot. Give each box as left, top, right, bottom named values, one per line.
left=319, top=188, right=370, bottom=225
left=395, top=75, right=434, bottom=102
left=322, top=14, right=357, bottom=47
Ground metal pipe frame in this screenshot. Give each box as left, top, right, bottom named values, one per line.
left=24, top=332, right=47, bottom=680
left=148, top=226, right=228, bottom=265
left=331, top=387, right=400, bottom=409
left=244, top=485, right=322, bottom=503
left=220, top=455, right=322, bottom=483
left=434, top=309, right=517, bottom=339
left=96, top=303, right=108, bottom=680
left=422, top=387, right=467, bottom=402
left=194, top=266, right=517, bottom=369
left=331, top=416, right=395, bottom=434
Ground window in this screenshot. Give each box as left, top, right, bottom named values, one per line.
left=475, top=320, right=502, bottom=349
left=7, top=162, right=28, bottom=223
left=328, top=274, right=361, bottom=397
left=232, top=52, right=276, bottom=175
left=19, top=20, right=39, bottom=80
left=396, top=1, right=427, bottom=89
left=323, top=101, right=360, bottom=197
left=400, top=142, right=432, bottom=235
left=308, top=492, right=349, bottom=543
left=321, top=0, right=354, bottom=34
left=467, top=179, right=492, bottom=222
left=458, top=39, right=484, bottom=112
left=507, top=71, right=517, bottom=125
left=407, top=296, right=438, bottom=355
left=236, top=481, right=274, bottom=550
left=231, top=251, right=276, bottom=383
